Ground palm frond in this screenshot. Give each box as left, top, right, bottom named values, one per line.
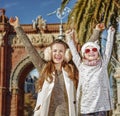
left=60, top=0, right=70, bottom=12
left=66, top=0, right=118, bottom=45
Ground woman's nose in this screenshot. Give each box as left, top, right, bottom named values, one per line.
left=56, top=51, right=60, bottom=55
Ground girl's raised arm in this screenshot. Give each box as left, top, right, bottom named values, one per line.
left=104, top=26, right=115, bottom=64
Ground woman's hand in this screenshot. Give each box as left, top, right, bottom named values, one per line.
left=9, top=16, right=20, bottom=28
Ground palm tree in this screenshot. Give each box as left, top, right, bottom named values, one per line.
left=61, top=1, right=120, bottom=116
left=61, top=0, right=120, bottom=45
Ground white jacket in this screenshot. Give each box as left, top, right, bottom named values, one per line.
left=34, top=68, right=76, bottom=116
left=67, top=29, right=115, bottom=115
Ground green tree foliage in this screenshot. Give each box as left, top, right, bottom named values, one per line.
left=61, top=0, right=120, bottom=45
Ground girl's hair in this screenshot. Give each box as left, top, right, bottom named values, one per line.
left=36, top=39, right=77, bottom=91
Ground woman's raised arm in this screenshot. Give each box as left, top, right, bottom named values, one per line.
left=9, top=16, right=45, bottom=72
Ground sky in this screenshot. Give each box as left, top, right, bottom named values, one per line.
left=30, top=69, right=39, bottom=78
left=0, top=0, right=76, bottom=24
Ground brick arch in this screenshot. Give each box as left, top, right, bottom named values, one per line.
left=9, top=56, right=36, bottom=116
left=10, top=56, right=34, bottom=91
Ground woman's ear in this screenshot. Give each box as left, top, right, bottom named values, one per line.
left=43, top=46, right=52, bottom=61
left=64, top=49, right=72, bottom=63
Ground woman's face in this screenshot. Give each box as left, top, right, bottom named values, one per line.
left=84, top=46, right=99, bottom=61
left=51, top=43, right=66, bottom=64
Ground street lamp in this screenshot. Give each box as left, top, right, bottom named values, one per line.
left=47, top=7, right=71, bottom=39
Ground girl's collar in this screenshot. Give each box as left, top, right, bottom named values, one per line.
left=82, top=58, right=101, bottom=66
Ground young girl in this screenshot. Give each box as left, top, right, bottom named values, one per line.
left=9, top=17, right=77, bottom=116
left=66, top=26, right=115, bottom=116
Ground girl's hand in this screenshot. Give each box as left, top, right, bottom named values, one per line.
left=95, top=23, right=105, bottom=31
left=65, top=29, right=75, bottom=42
left=108, top=26, right=115, bottom=33
left=9, top=16, right=20, bottom=28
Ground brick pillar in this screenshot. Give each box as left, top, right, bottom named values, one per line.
left=10, top=88, right=24, bottom=116
left=0, top=44, right=7, bottom=116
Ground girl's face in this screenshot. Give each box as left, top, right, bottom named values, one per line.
left=84, top=46, right=99, bottom=61
left=51, top=43, right=66, bottom=64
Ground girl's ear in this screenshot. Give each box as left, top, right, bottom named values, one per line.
left=64, top=49, right=72, bottom=63
left=43, top=46, right=52, bottom=61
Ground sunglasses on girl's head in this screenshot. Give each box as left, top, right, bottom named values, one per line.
left=85, top=48, right=98, bottom=54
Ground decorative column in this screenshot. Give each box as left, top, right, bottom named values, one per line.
left=0, top=31, right=7, bottom=116
left=10, top=76, right=24, bottom=116
left=112, top=15, right=120, bottom=116
left=10, top=88, right=19, bottom=116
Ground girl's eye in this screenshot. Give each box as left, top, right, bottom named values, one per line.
left=85, top=49, right=90, bottom=53
left=92, top=48, right=97, bottom=52
left=85, top=48, right=97, bottom=54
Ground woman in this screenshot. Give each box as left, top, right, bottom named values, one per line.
left=9, top=16, right=77, bottom=116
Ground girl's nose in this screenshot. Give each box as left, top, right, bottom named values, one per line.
left=56, top=51, right=60, bottom=55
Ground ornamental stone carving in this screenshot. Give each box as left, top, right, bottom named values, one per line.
left=8, top=34, right=58, bottom=47
left=32, top=15, right=46, bottom=30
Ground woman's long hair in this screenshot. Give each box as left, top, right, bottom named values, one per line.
left=36, top=39, right=77, bottom=91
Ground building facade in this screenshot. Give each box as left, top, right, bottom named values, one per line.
left=0, top=8, right=66, bottom=116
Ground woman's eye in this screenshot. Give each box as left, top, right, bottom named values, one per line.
left=53, top=50, right=57, bottom=52
left=59, top=50, right=63, bottom=53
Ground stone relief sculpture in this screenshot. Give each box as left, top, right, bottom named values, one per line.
left=32, top=15, right=46, bottom=30
left=32, top=20, right=37, bottom=29
left=0, top=8, right=8, bottom=23
left=9, top=34, right=55, bottom=47
left=36, top=15, right=46, bottom=29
